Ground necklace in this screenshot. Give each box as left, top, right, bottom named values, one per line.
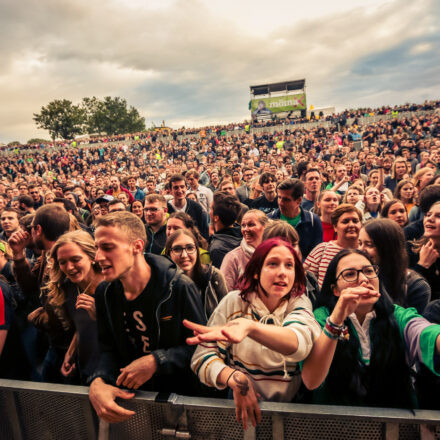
left=76, top=280, right=94, bottom=296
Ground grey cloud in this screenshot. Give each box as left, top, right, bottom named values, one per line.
left=0, top=0, right=439, bottom=142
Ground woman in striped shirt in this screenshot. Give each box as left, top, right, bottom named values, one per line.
left=185, top=238, right=321, bottom=430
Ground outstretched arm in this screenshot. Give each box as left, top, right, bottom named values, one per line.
left=184, top=318, right=299, bottom=356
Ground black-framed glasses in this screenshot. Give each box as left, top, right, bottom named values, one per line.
left=170, top=244, right=197, bottom=256
left=336, top=265, right=378, bottom=283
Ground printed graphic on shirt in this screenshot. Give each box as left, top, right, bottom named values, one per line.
left=124, top=309, right=151, bottom=354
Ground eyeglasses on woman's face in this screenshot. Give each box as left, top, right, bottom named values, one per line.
left=170, top=244, right=197, bottom=256
left=336, top=265, right=378, bottom=283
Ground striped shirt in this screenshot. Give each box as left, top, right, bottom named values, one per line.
left=191, top=291, right=321, bottom=402
left=304, top=241, right=343, bottom=288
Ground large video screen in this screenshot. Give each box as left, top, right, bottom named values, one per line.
left=250, top=93, right=306, bottom=118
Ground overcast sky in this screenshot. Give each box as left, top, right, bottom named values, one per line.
left=0, top=0, right=439, bottom=143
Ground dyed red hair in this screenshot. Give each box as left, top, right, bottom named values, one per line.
left=237, top=237, right=306, bottom=301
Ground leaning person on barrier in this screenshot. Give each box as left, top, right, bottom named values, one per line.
left=185, top=238, right=321, bottom=430
left=302, top=249, right=440, bottom=408
left=88, top=212, right=206, bottom=423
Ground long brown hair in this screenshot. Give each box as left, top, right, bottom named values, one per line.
left=48, top=230, right=100, bottom=308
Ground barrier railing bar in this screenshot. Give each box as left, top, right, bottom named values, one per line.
left=2, top=379, right=440, bottom=426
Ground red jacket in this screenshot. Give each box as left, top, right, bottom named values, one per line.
left=106, top=185, right=135, bottom=203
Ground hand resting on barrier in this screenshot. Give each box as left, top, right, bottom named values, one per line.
left=89, top=378, right=135, bottom=423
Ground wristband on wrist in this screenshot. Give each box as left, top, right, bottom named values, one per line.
left=226, top=369, right=236, bottom=387
left=325, top=317, right=349, bottom=341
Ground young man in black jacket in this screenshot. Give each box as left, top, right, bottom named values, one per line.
left=88, top=211, right=205, bottom=423
left=209, top=192, right=242, bottom=268
left=166, top=174, right=209, bottom=240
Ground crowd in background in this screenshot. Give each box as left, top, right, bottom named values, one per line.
left=0, top=100, right=440, bottom=428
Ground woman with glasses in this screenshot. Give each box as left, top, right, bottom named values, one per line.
left=185, top=238, right=321, bottom=429
left=359, top=219, right=429, bottom=314
left=302, top=249, right=440, bottom=408
left=164, top=211, right=210, bottom=264
left=165, top=229, right=227, bottom=320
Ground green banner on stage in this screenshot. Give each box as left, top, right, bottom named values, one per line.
left=251, top=93, right=306, bottom=118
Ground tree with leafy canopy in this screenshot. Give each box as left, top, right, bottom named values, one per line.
left=27, top=138, right=50, bottom=144
left=33, top=99, right=85, bottom=142
left=82, top=96, right=145, bottom=135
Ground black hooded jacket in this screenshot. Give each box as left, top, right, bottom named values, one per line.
left=208, top=225, right=242, bottom=268
left=90, top=254, right=206, bottom=395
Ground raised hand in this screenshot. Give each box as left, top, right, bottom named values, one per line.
left=76, top=293, right=96, bottom=320
left=419, top=239, right=440, bottom=269
left=8, top=229, right=32, bottom=258
left=330, top=287, right=380, bottom=325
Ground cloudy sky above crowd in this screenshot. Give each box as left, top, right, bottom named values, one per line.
left=0, top=0, right=439, bottom=143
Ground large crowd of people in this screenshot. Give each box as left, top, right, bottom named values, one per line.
left=0, top=100, right=440, bottom=429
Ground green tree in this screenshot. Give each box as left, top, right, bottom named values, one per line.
left=81, top=96, right=105, bottom=135
left=27, top=138, right=50, bottom=144
left=33, top=99, right=85, bottom=142
left=90, top=96, right=145, bottom=135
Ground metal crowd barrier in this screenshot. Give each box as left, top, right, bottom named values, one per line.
left=1, top=379, right=440, bottom=440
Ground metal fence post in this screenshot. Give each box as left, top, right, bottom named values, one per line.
left=384, top=422, right=399, bottom=440
left=243, top=425, right=256, bottom=440
left=272, top=414, right=284, bottom=439
left=2, top=390, right=23, bottom=440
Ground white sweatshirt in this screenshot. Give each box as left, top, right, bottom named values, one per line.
left=191, top=291, right=321, bottom=402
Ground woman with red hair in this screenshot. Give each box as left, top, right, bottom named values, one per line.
left=185, top=238, right=321, bottom=430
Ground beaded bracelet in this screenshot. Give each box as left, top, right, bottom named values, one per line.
left=324, top=317, right=349, bottom=341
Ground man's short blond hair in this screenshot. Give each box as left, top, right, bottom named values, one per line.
left=95, top=211, right=146, bottom=246
left=144, top=193, right=167, bottom=207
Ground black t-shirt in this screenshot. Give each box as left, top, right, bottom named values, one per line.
left=250, top=194, right=278, bottom=216
left=122, top=271, right=159, bottom=359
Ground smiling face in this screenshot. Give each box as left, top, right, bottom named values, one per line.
left=241, top=212, right=265, bottom=248
left=423, top=203, right=440, bottom=240
left=319, top=191, right=339, bottom=215
left=131, top=201, right=143, bottom=218
left=57, top=242, right=94, bottom=286
left=258, top=245, right=295, bottom=302
left=168, top=233, right=197, bottom=276
left=171, top=179, right=187, bottom=202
